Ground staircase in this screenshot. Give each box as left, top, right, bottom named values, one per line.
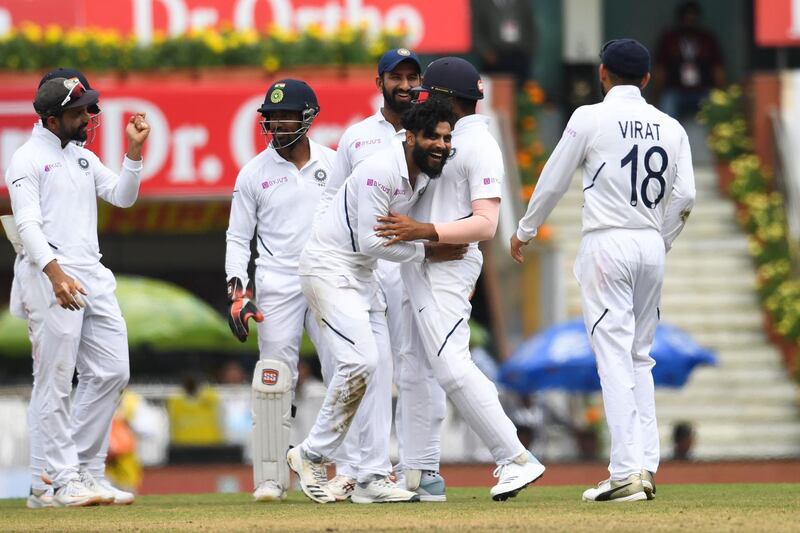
left=545, top=165, right=800, bottom=459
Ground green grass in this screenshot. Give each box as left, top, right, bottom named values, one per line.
left=2, top=485, right=799, bottom=532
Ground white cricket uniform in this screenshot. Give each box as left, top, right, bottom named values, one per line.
left=225, top=140, right=336, bottom=394
left=297, top=140, right=428, bottom=481
left=401, top=114, right=527, bottom=466
left=516, top=85, right=696, bottom=480
left=6, top=123, right=142, bottom=489
left=318, top=110, right=414, bottom=477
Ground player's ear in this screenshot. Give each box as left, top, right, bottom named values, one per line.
left=405, top=129, right=415, bottom=147
left=640, top=72, right=652, bottom=90
left=376, top=74, right=383, bottom=91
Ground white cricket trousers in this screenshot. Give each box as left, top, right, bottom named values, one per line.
left=401, top=248, right=526, bottom=465
left=299, top=273, right=393, bottom=482
left=18, top=259, right=129, bottom=489
left=574, top=228, right=663, bottom=480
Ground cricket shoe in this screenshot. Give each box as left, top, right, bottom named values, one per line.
left=96, top=478, right=135, bottom=505
left=26, top=487, right=54, bottom=509
left=404, top=469, right=446, bottom=502
left=79, top=471, right=115, bottom=505
left=53, top=479, right=102, bottom=507
left=327, top=475, right=356, bottom=501
left=286, top=447, right=335, bottom=504
left=490, top=451, right=546, bottom=501
left=582, top=473, right=648, bottom=502
left=253, top=480, right=286, bottom=502
left=351, top=476, right=420, bottom=504
left=641, top=469, right=656, bottom=500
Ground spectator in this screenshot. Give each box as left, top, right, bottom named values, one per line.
left=106, top=390, right=160, bottom=494
left=166, top=374, right=224, bottom=446
left=653, top=1, right=726, bottom=119
left=472, top=0, right=536, bottom=87
left=673, top=421, right=695, bottom=461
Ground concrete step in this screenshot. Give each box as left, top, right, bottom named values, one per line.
left=654, top=380, right=798, bottom=403
left=686, top=365, right=791, bottom=387
left=656, top=402, right=800, bottom=423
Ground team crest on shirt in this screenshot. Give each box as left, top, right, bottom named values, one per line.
left=77, top=157, right=89, bottom=169
left=314, top=169, right=327, bottom=182
left=447, top=148, right=457, bottom=160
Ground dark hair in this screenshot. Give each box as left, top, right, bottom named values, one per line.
left=606, top=69, right=646, bottom=87
left=673, top=421, right=694, bottom=442
left=677, top=1, right=701, bottom=21
left=401, top=95, right=456, bottom=137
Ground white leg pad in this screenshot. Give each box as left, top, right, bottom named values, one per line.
left=252, top=359, right=293, bottom=490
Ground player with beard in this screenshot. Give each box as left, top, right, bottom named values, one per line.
left=4, top=77, right=150, bottom=507
left=289, top=97, right=466, bottom=504
left=313, top=48, right=447, bottom=502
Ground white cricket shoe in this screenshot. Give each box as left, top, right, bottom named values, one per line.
left=253, top=480, right=286, bottom=502
left=404, top=469, right=447, bottom=502
left=286, top=447, right=335, bottom=504
left=490, top=451, right=546, bottom=501
left=582, top=473, right=648, bottom=502
left=53, top=479, right=102, bottom=507
left=79, top=471, right=115, bottom=505
left=96, top=478, right=135, bottom=505
left=327, top=475, right=356, bottom=501
left=351, top=476, right=420, bottom=504
left=26, top=487, right=54, bottom=509
left=641, top=469, right=656, bottom=500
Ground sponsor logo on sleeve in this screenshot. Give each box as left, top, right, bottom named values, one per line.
left=483, top=177, right=500, bottom=185
left=366, top=178, right=391, bottom=194
left=355, top=138, right=381, bottom=150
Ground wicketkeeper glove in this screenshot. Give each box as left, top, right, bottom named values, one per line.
left=227, top=277, right=264, bottom=342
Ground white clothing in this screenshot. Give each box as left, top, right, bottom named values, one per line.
left=515, top=85, right=696, bottom=248
left=226, top=140, right=336, bottom=282
left=5, top=123, right=140, bottom=489
left=402, top=113, right=527, bottom=466
left=515, top=85, right=696, bottom=480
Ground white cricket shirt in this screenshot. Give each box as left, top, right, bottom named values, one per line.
left=411, top=114, right=504, bottom=228
left=5, top=123, right=143, bottom=270
left=516, top=85, right=696, bottom=249
left=299, top=141, right=427, bottom=281
left=316, top=110, right=406, bottom=219
left=225, top=140, right=336, bottom=282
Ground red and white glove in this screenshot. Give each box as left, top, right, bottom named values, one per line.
left=227, top=277, right=264, bottom=342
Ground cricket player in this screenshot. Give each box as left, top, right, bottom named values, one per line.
left=373, top=57, right=546, bottom=501
left=5, top=76, right=150, bottom=507
left=16, top=68, right=135, bottom=509
left=288, top=97, right=465, bottom=504
left=224, top=79, right=337, bottom=502
left=510, top=39, right=696, bottom=502
left=316, top=48, right=447, bottom=502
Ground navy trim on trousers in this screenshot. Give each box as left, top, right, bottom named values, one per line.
left=591, top=308, right=609, bottom=336
left=437, top=318, right=464, bottom=356
left=321, top=318, right=355, bottom=345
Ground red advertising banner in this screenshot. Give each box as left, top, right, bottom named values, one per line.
left=755, top=0, right=800, bottom=46
left=0, top=74, right=381, bottom=198
left=0, top=0, right=471, bottom=53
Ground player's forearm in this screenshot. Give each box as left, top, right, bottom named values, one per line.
left=108, top=156, right=143, bottom=208
left=516, top=186, right=564, bottom=242
left=661, top=192, right=695, bottom=251
left=224, top=236, right=252, bottom=282
left=359, top=233, right=425, bottom=263
left=434, top=199, right=500, bottom=243
left=17, top=220, right=56, bottom=270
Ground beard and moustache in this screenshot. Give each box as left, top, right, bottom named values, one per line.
left=411, top=142, right=448, bottom=179
left=383, top=85, right=413, bottom=115
left=59, top=119, right=89, bottom=143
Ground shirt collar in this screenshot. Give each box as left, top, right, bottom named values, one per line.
left=266, top=139, right=321, bottom=169
left=453, top=114, right=490, bottom=134
left=604, top=85, right=644, bottom=101
left=372, top=109, right=406, bottom=136
left=392, top=137, right=430, bottom=191
left=32, top=122, right=68, bottom=150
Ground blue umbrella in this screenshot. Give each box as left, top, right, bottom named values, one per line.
left=499, top=318, right=717, bottom=394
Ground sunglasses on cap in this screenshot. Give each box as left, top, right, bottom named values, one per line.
left=61, top=78, right=87, bottom=107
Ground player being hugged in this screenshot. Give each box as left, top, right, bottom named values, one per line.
left=224, top=79, right=338, bottom=502
left=4, top=74, right=149, bottom=508
left=510, top=39, right=696, bottom=502
left=288, top=96, right=466, bottom=504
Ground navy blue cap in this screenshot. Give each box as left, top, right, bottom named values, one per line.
left=258, top=79, right=319, bottom=116
left=420, top=56, right=484, bottom=101
left=600, top=39, right=650, bottom=79
left=38, top=67, right=100, bottom=114
left=377, top=48, right=421, bottom=76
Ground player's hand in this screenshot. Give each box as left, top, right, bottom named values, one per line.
left=44, top=261, right=87, bottom=311
left=510, top=234, right=530, bottom=264
left=227, top=277, right=264, bottom=342
left=375, top=212, right=437, bottom=245
left=125, top=112, right=150, bottom=159
left=424, top=242, right=468, bottom=262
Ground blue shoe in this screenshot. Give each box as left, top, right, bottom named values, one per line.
left=405, top=469, right=446, bottom=502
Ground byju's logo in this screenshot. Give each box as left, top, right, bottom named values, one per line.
left=44, top=162, right=62, bottom=172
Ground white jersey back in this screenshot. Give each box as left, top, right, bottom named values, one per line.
left=516, top=85, right=695, bottom=246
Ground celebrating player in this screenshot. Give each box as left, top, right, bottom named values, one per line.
left=288, top=97, right=465, bottom=504
left=373, top=57, right=547, bottom=501
left=5, top=75, right=150, bottom=507
left=224, top=79, right=337, bottom=502
left=510, top=39, right=696, bottom=502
